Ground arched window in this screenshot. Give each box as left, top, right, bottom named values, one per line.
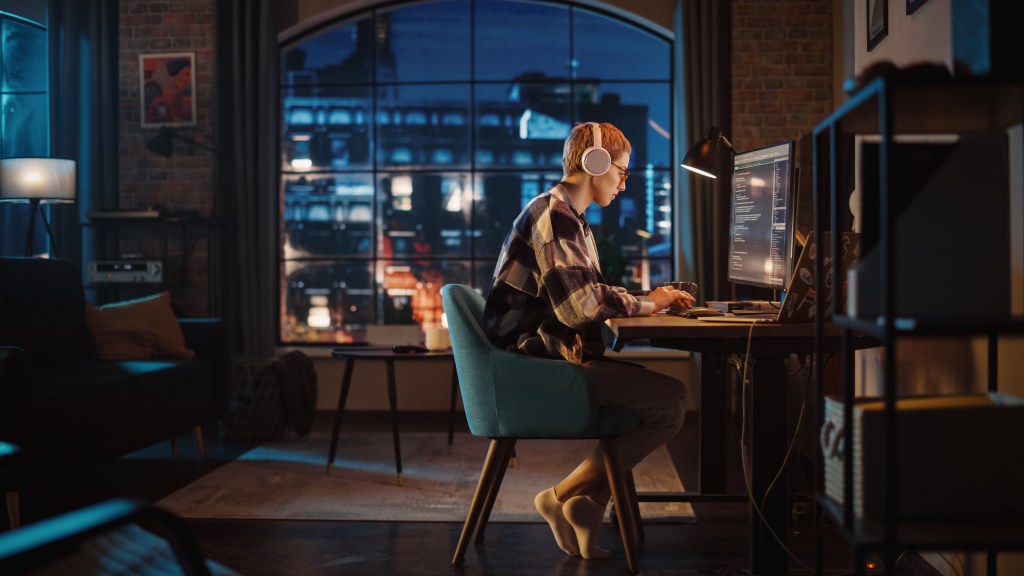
left=278, top=0, right=673, bottom=344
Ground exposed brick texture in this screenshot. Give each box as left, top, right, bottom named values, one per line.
left=118, top=0, right=216, bottom=315
left=731, top=0, right=833, bottom=149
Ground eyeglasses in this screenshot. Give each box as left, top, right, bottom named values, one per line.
left=610, top=161, right=630, bottom=181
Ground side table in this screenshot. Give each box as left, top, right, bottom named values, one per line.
left=328, top=348, right=459, bottom=486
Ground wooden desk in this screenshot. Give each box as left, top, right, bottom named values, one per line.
left=327, top=348, right=459, bottom=486
left=605, top=314, right=854, bottom=575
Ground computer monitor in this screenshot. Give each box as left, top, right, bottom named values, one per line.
left=727, top=140, right=796, bottom=292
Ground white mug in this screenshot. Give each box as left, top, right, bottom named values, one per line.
left=425, top=326, right=451, bottom=351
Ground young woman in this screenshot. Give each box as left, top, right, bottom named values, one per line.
left=483, top=122, right=694, bottom=559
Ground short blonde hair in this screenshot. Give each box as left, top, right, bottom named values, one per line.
left=562, top=122, right=631, bottom=176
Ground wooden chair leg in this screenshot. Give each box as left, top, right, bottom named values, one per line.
left=193, top=426, right=205, bottom=458
left=5, top=491, right=19, bottom=529
left=625, top=469, right=645, bottom=545
left=453, top=438, right=512, bottom=567
left=172, top=427, right=205, bottom=458
left=602, top=439, right=640, bottom=575
left=473, top=438, right=516, bottom=543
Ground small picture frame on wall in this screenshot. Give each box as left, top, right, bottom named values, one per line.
left=867, top=0, right=888, bottom=51
left=140, top=52, right=196, bottom=128
left=906, top=0, right=930, bottom=15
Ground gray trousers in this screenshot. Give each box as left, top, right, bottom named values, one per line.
left=582, top=357, right=687, bottom=472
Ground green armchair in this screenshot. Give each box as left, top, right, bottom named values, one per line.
left=442, top=284, right=644, bottom=574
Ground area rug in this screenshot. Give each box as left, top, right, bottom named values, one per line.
left=158, top=430, right=695, bottom=523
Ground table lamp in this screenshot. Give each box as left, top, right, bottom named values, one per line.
left=680, top=126, right=734, bottom=179
left=0, top=158, right=77, bottom=257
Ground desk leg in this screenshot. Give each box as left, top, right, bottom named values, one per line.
left=749, top=355, right=789, bottom=575
left=448, top=366, right=458, bottom=455
left=698, top=352, right=729, bottom=495
left=326, top=358, right=354, bottom=475
left=386, top=360, right=404, bottom=486
left=5, top=491, right=18, bottom=529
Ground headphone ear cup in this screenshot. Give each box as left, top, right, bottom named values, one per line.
left=581, top=146, right=612, bottom=176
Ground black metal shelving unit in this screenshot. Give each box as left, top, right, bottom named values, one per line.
left=82, top=217, right=219, bottom=314
left=811, top=77, right=1024, bottom=575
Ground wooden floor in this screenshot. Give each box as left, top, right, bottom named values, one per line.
left=6, top=411, right=878, bottom=575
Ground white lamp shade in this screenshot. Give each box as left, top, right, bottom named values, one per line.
left=0, top=158, right=77, bottom=203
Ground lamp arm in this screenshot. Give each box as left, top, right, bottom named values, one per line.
left=171, top=133, right=216, bottom=153
left=718, top=132, right=735, bottom=153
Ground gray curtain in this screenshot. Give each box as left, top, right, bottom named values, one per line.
left=677, top=0, right=731, bottom=301
left=48, top=0, right=121, bottom=265
left=215, top=0, right=278, bottom=356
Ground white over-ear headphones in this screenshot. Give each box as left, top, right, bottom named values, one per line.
left=581, top=122, right=612, bottom=176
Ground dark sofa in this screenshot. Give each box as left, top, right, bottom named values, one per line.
left=0, top=257, right=230, bottom=477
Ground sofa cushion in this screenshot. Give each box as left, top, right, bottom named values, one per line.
left=85, top=292, right=195, bottom=360
left=0, top=257, right=90, bottom=361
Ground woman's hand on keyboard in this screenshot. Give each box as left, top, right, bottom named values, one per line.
left=650, top=285, right=696, bottom=313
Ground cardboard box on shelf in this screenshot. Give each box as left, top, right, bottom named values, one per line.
left=822, top=393, right=1024, bottom=521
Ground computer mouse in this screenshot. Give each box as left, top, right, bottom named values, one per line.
left=392, top=344, right=429, bottom=354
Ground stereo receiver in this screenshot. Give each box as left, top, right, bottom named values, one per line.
left=86, top=260, right=163, bottom=284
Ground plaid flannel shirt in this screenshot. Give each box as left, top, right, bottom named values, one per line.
left=483, top=184, right=655, bottom=363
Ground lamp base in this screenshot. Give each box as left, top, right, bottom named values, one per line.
left=24, top=200, right=59, bottom=258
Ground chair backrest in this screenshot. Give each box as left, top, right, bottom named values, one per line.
left=441, top=284, right=638, bottom=439
left=441, top=284, right=500, bottom=436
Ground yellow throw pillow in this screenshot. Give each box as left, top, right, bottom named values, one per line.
left=85, top=292, right=195, bottom=361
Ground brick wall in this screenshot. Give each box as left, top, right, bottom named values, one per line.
left=731, top=0, right=833, bottom=149
left=117, top=0, right=216, bottom=315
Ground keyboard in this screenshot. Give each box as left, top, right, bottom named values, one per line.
left=666, top=306, right=724, bottom=319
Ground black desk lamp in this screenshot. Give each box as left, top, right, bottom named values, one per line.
left=0, top=158, right=76, bottom=257
left=681, top=126, right=734, bottom=179
left=146, top=126, right=216, bottom=158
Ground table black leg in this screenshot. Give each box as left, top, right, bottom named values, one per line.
left=749, top=355, right=789, bottom=575
left=327, top=358, right=355, bottom=475
left=699, top=352, right=729, bottom=495
left=448, top=365, right=458, bottom=454
left=386, top=359, right=404, bottom=486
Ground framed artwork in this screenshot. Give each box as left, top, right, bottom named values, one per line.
left=140, top=52, right=196, bottom=128
left=906, top=0, right=930, bottom=14
left=867, top=0, right=887, bottom=52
